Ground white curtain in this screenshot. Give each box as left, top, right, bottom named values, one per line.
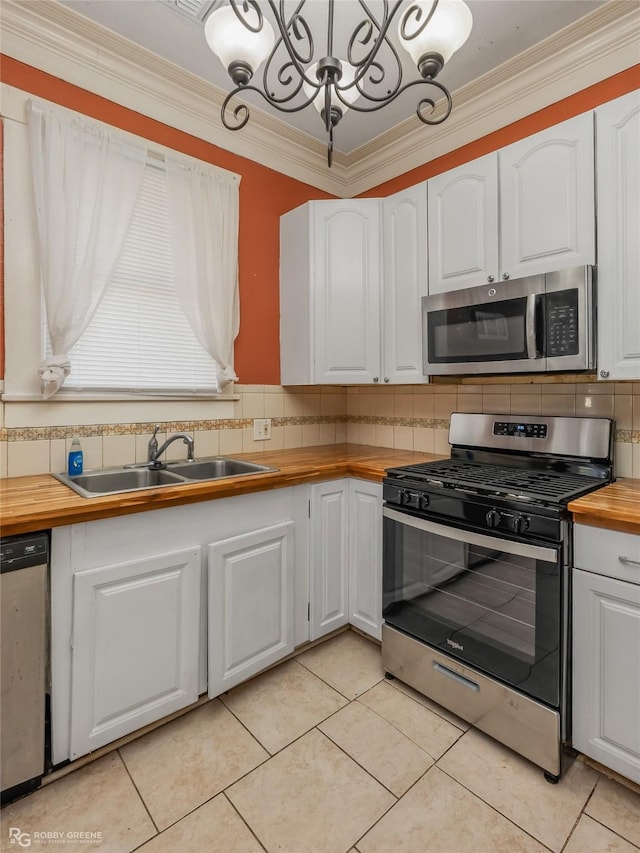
left=165, top=158, right=240, bottom=387
left=27, top=100, right=147, bottom=398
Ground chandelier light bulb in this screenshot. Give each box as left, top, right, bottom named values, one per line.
left=204, top=4, right=275, bottom=85
left=399, top=0, right=473, bottom=77
left=302, top=60, right=360, bottom=117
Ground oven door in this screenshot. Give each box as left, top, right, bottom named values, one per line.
left=382, top=508, right=563, bottom=708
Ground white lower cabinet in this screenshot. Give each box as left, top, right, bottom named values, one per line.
left=348, top=479, right=383, bottom=640
left=572, top=524, right=640, bottom=783
left=310, top=480, right=349, bottom=640
left=208, top=522, right=295, bottom=697
left=51, top=478, right=384, bottom=762
left=70, top=548, right=201, bottom=759
left=51, top=488, right=307, bottom=764
left=309, top=478, right=383, bottom=642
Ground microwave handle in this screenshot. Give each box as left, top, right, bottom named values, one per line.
left=526, top=293, right=538, bottom=359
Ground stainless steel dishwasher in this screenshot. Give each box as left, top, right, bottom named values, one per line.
left=1, top=532, right=49, bottom=802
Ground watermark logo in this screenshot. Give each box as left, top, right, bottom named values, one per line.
left=8, top=828, right=31, bottom=848
left=8, top=827, right=104, bottom=847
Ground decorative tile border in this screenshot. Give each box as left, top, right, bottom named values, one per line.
left=0, top=420, right=638, bottom=444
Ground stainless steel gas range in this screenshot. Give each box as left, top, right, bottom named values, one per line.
left=382, top=412, right=614, bottom=782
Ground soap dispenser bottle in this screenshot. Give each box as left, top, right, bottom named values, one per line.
left=68, top=436, right=83, bottom=476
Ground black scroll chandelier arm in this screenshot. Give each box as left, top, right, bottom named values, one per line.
left=415, top=77, right=453, bottom=124
left=345, top=0, right=404, bottom=88
left=265, top=0, right=320, bottom=90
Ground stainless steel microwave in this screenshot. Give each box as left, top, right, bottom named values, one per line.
left=422, top=266, right=595, bottom=376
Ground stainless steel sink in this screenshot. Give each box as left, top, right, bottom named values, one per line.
left=166, top=458, right=274, bottom=479
left=52, top=456, right=278, bottom=498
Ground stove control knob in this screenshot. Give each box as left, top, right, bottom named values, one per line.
left=486, top=510, right=502, bottom=528
left=419, top=494, right=430, bottom=511
left=514, top=515, right=530, bottom=534
left=401, top=490, right=418, bottom=507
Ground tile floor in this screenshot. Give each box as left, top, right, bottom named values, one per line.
left=2, top=630, right=640, bottom=853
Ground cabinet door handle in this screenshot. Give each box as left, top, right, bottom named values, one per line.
left=600, top=369, right=610, bottom=379
left=373, top=376, right=379, bottom=383
left=502, top=272, right=510, bottom=280
left=619, top=555, right=640, bottom=567
left=487, top=275, right=495, bottom=283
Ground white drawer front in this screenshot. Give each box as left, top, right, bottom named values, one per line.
left=574, top=524, right=640, bottom=584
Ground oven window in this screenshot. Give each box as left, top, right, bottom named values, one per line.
left=428, top=298, right=528, bottom=363
left=383, top=517, right=561, bottom=707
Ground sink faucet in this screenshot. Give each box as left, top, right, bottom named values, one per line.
left=147, top=426, right=195, bottom=468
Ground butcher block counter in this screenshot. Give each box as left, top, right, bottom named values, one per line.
left=568, top=478, right=640, bottom=535
left=0, top=444, right=441, bottom=537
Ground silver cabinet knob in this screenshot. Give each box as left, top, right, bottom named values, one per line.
left=487, top=275, right=495, bottom=283
left=384, top=377, right=389, bottom=383
left=502, top=272, right=510, bottom=280
left=599, top=369, right=610, bottom=378
left=373, top=376, right=379, bottom=383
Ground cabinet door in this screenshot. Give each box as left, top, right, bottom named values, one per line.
left=382, top=184, right=429, bottom=383
left=310, top=480, right=349, bottom=640
left=70, top=548, right=201, bottom=759
left=427, top=153, right=499, bottom=293
left=596, top=91, right=640, bottom=381
left=348, top=480, right=383, bottom=640
left=500, top=113, right=595, bottom=280
left=573, top=568, right=640, bottom=783
left=313, top=200, right=382, bottom=383
left=208, top=522, right=294, bottom=698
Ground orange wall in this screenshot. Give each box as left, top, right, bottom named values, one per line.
left=0, top=56, right=332, bottom=386
left=0, top=118, right=4, bottom=382
left=1, top=58, right=639, bottom=384
left=360, top=66, right=640, bottom=197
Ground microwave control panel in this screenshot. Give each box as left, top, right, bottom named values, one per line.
left=544, top=289, right=579, bottom=357
left=493, top=421, right=548, bottom=439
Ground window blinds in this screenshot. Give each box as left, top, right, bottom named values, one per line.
left=46, top=162, right=221, bottom=393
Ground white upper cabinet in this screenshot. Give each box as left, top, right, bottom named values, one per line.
left=500, top=112, right=595, bottom=280
left=427, top=153, right=499, bottom=294
left=382, top=184, right=429, bottom=383
left=595, top=90, right=640, bottom=381
left=280, top=194, right=427, bottom=384
left=280, top=199, right=381, bottom=384
left=428, top=113, right=595, bottom=294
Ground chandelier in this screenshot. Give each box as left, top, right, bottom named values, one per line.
left=204, top=0, right=473, bottom=166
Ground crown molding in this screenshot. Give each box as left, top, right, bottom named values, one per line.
left=0, top=0, right=350, bottom=196
left=1, top=0, right=638, bottom=198
left=346, top=1, right=640, bottom=195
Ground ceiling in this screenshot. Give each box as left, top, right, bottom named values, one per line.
left=59, top=0, right=606, bottom=154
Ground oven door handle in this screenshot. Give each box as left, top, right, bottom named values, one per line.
left=383, top=507, right=558, bottom=563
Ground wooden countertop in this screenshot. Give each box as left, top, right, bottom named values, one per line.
left=0, top=444, right=442, bottom=537
left=568, top=478, right=640, bottom=536
left=3, top=443, right=638, bottom=538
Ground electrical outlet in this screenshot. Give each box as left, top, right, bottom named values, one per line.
left=253, top=418, right=272, bottom=441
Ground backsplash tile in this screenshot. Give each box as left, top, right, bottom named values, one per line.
left=1, top=381, right=638, bottom=480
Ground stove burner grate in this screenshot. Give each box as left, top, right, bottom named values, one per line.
left=394, top=459, right=600, bottom=504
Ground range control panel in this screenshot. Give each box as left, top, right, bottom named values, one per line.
left=493, top=421, right=548, bottom=439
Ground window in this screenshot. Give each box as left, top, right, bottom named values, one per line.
left=45, top=161, right=221, bottom=394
